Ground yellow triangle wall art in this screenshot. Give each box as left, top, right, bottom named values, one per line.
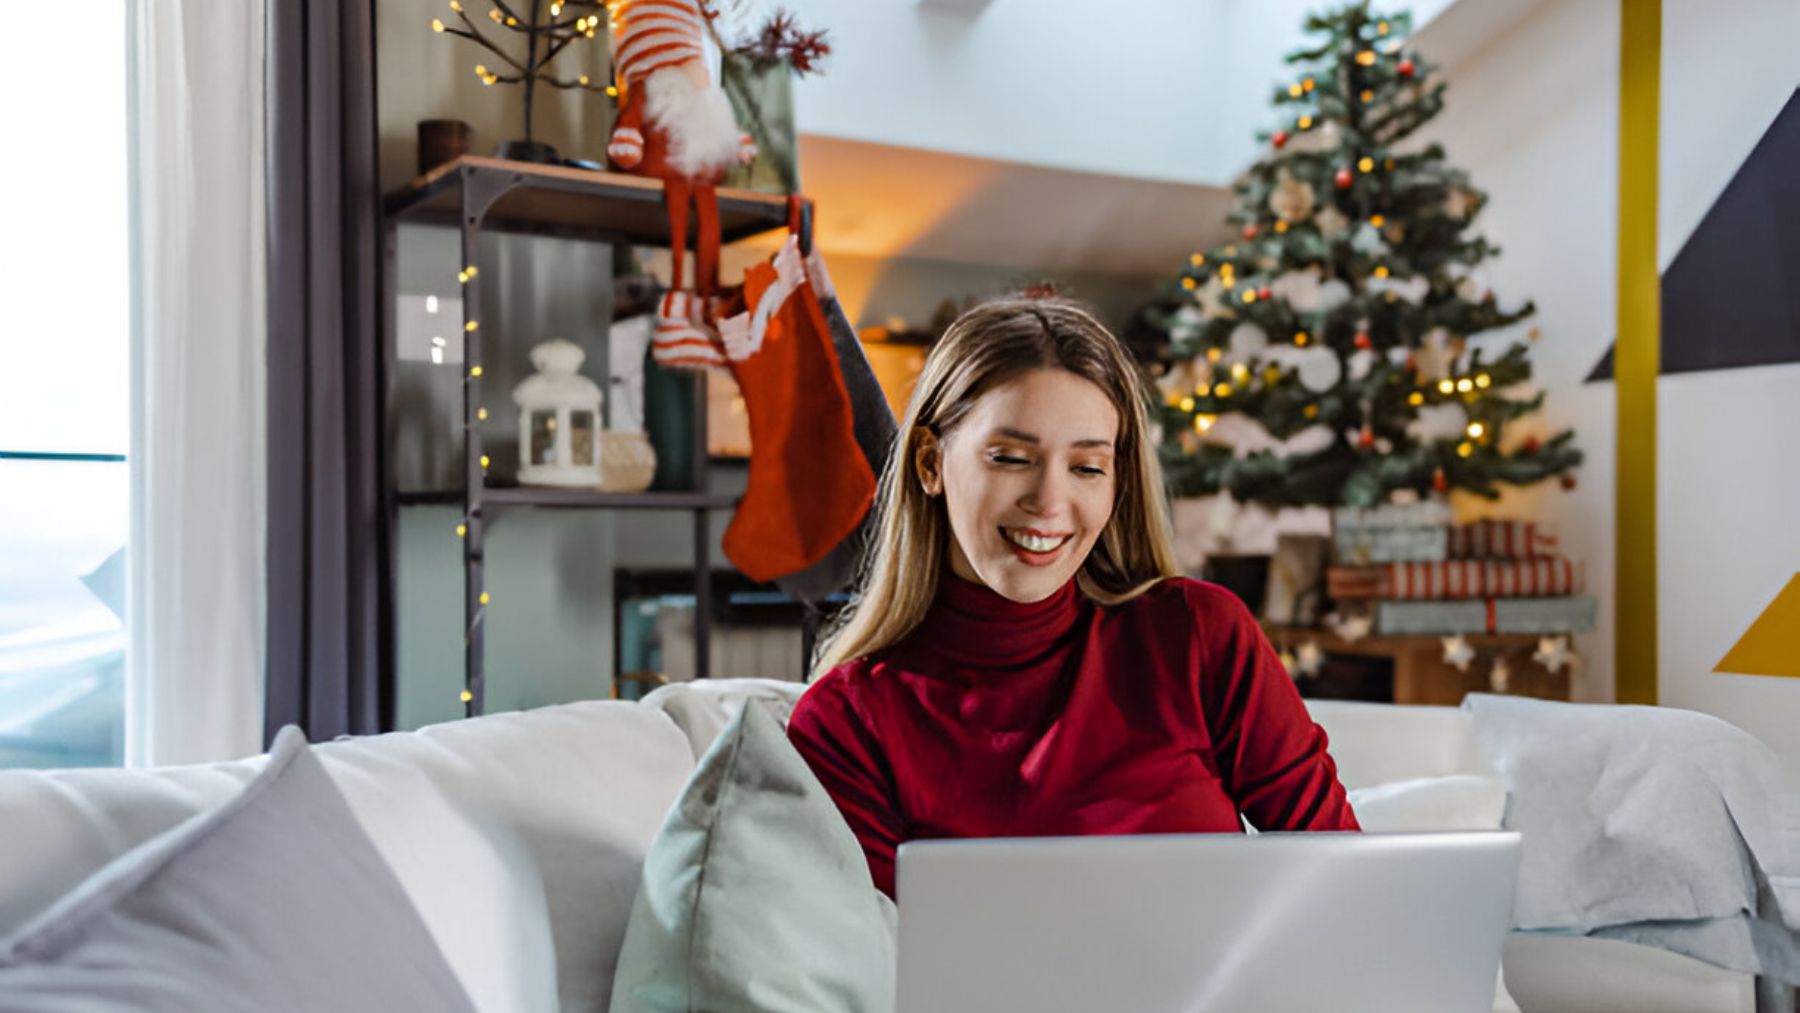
left=1716, top=572, right=1800, bottom=678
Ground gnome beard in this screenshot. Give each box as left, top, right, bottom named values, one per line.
left=644, top=66, right=750, bottom=181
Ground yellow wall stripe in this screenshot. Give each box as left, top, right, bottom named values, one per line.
left=1616, top=0, right=1661, bottom=705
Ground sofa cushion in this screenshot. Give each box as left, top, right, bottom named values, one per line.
left=609, top=700, right=897, bottom=1013
left=0, top=699, right=699, bottom=1013
left=1304, top=699, right=1495, bottom=789
left=0, top=727, right=477, bottom=1013
left=642, top=677, right=807, bottom=760
left=1347, top=773, right=1508, bottom=833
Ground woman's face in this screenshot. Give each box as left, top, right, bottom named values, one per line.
left=918, top=368, right=1120, bottom=603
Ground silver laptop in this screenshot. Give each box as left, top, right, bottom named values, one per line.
left=896, top=831, right=1520, bottom=1013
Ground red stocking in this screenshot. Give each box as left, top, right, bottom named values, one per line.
left=716, top=231, right=877, bottom=582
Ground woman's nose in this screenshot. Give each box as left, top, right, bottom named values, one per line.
left=1019, top=465, right=1070, bottom=517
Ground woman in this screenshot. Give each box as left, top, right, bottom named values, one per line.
left=788, top=295, right=1359, bottom=899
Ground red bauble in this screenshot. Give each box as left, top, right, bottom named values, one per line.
left=1405, top=354, right=1418, bottom=374
left=1272, top=130, right=1289, bottom=149
left=1242, top=224, right=1259, bottom=240
left=1335, top=168, right=1354, bottom=189
left=1358, top=427, right=1376, bottom=449
left=1432, top=468, right=1448, bottom=492
left=1256, top=286, right=1273, bottom=301
left=1522, top=436, right=1543, bottom=454
left=1560, top=473, right=1578, bottom=491
left=1354, top=332, right=1372, bottom=350
left=1398, top=58, right=1416, bottom=78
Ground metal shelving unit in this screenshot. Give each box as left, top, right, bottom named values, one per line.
left=382, top=155, right=794, bottom=718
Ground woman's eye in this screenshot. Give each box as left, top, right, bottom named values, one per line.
left=1074, top=466, right=1109, bottom=478
left=991, top=454, right=1031, bottom=466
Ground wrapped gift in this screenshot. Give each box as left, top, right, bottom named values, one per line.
left=1329, top=558, right=1581, bottom=600
left=1446, top=520, right=1560, bottom=560
left=1375, top=595, right=1597, bottom=635
left=1332, top=501, right=1454, bottom=565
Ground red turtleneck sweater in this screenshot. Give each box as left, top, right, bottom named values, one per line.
left=787, top=572, right=1360, bottom=898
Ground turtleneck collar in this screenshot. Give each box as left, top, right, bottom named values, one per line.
left=908, top=565, right=1084, bottom=668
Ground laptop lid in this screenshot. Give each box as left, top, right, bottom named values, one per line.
left=896, top=831, right=1520, bottom=1013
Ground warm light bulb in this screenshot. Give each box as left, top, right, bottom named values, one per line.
left=1457, top=441, right=1474, bottom=458
left=474, top=63, right=488, bottom=75
left=1214, top=383, right=1234, bottom=398
left=1437, top=379, right=1456, bottom=395
left=605, top=85, right=618, bottom=97
left=1288, top=83, right=1303, bottom=98
left=1304, top=404, right=1319, bottom=418
left=1182, top=277, right=1198, bottom=291
left=1206, top=347, right=1223, bottom=363
left=1230, top=363, right=1251, bottom=382
left=480, top=454, right=491, bottom=468
left=1457, top=378, right=1475, bottom=393
left=579, top=74, right=590, bottom=86
left=505, top=15, right=518, bottom=26
left=479, top=591, right=491, bottom=605
left=466, top=265, right=479, bottom=278
left=1370, top=214, right=1386, bottom=227
left=1275, top=221, right=1289, bottom=233
left=450, top=0, right=462, bottom=10
left=1356, top=50, right=1376, bottom=66
left=470, top=365, right=484, bottom=377
left=1298, top=115, right=1314, bottom=130
left=1242, top=290, right=1257, bottom=303
left=465, top=320, right=479, bottom=331
left=1190, top=253, right=1205, bottom=267
left=1179, top=397, right=1196, bottom=413
left=1378, top=20, right=1390, bottom=34
left=456, top=523, right=468, bottom=538
left=1468, top=422, right=1486, bottom=438
left=551, top=2, right=562, bottom=13
left=461, top=689, right=474, bottom=703
left=1476, top=374, right=1492, bottom=388
left=1294, top=331, right=1309, bottom=346
left=1358, top=157, right=1374, bottom=173
left=1408, top=392, right=1425, bottom=406
left=1360, top=89, right=1374, bottom=103
left=1195, top=383, right=1211, bottom=397
left=1302, top=77, right=1316, bottom=92
left=1195, top=414, right=1217, bottom=433
left=488, top=8, right=501, bottom=20
left=1373, top=265, right=1390, bottom=278
left=477, top=407, right=489, bottom=421
left=432, top=18, right=446, bottom=31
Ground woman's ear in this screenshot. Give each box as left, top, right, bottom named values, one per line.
left=914, top=428, right=944, bottom=497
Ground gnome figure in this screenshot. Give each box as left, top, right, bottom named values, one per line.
left=607, top=0, right=756, bottom=369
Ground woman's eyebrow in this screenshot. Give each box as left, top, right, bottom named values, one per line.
left=992, top=427, right=1113, bottom=449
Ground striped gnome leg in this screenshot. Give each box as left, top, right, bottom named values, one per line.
left=651, top=177, right=727, bottom=370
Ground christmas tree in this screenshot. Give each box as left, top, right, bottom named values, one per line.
left=1156, top=2, right=1580, bottom=509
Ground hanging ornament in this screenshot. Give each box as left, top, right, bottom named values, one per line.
left=1256, top=286, right=1273, bottom=301
left=1316, top=277, right=1353, bottom=310
left=1533, top=636, right=1577, bottom=675
left=1314, top=206, right=1352, bottom=240
left=1561, top=473, right=1579, bottom=490
left=1272, top=129, right=1290, bottom=149
left=1335, top=167, right=1355, bottom=189
left=1297, top=346, right=1343, bottom=392
left=1354, top=331, right=1372, bottom=350
left=1443, top=186, right=1480, bottom=221
left=1522, top=436, right=1543, bottom=454
left=1295, top=641, right=1326, bottom=677
left=1227, top=321, right=1270, bottom=361
left=1330, top=611, right=1374, bottom=644
left=1357, top=426, right=1376, bottom=449
left=1441, top=635, right=1475, bottom=672
left=1242, top=223, right=1260, bottom=240
left=1268, top=170, right=1317, bottom=223
left=1432, top=467, right=1449, bottom=492
left=1347, top=347, right=1376, bottom=381
left=1269, top=268, right=1323, bottom=312
left=1489, top=656, right=1512, bottom=694
left=1412, top=327, right=1459, bottom=383
left=1398, top=57, right=1416, bottom=78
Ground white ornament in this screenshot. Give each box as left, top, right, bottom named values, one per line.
left=1532, top=636, right=1577, bottom=675
left=1228, top=322, right=1270, bottom=360
left=1350, top=222, right=1389, bottom=256
left=1332, top=612, right=1374, bottom=644
left=1443, top=186, right=1479, bottom=220
left=1316, top=278, right=1353, bottom=312
left=1295, top=641, right=1326, bottom=677
left=1413, top=327, right=1460, bottom=383
left=1270, top=269, right=1324, bottom=313
left=1347, top=348, right=1376, bottom=381
left=1489, top=656, right=1512, bottom=694
left=1442, top=635, right=1476, bottom=672
left=1366, top=274, right=1431, bottom=304
left=1195, top=276, right=1233, bottom=319
left=1297, top=347, right=1344, bottom=392
left=1407, top=401, right=1469, bottom=443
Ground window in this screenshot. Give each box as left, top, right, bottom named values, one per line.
left=0, top=16, right=130, bottom=767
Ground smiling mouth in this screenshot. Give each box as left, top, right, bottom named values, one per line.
left=1001, top=528, right=1073, bottom=554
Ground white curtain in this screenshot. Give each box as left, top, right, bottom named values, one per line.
left=126, top=0, right=267, bottom=766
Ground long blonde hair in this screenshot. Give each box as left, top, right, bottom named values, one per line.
left=812, top=296, right=1181, bottom=677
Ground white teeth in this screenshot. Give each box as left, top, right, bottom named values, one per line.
left=1005, top=529, right=1067, bottom=553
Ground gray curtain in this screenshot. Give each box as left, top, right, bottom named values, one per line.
left=264, top=0, right=389, bottom=743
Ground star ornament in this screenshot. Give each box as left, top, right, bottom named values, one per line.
left=1331, top=612, right=1374, bottom=643
left=1533, top=636, right=1577, bottom=674
left=1295, top=641, right=1326, bottom=677
left=1442, top=635, right=1475, bottom=671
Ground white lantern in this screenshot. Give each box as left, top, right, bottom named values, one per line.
left=513, top=338, right=602, bottom=487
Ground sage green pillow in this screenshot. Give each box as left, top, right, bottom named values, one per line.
left=609, top=701, right=897, bottom=1013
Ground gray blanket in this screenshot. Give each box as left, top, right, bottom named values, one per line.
left=1462, top=693, right=1800, bottom=983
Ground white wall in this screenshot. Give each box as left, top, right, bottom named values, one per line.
left=1417, top=0, right=1800, bottom=779
left=1654, top=0, right=1800, bottom=780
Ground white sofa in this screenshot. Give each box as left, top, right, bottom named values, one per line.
left=0, top=679, right=1759, bottom=1012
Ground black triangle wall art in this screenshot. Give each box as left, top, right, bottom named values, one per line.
left=1587, top=86, right=1800, bottom=381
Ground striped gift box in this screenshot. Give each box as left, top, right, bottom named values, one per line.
left=1446, top=520, right=1560, bottom=559
left=1329, top=557, right=1581, bottom=600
